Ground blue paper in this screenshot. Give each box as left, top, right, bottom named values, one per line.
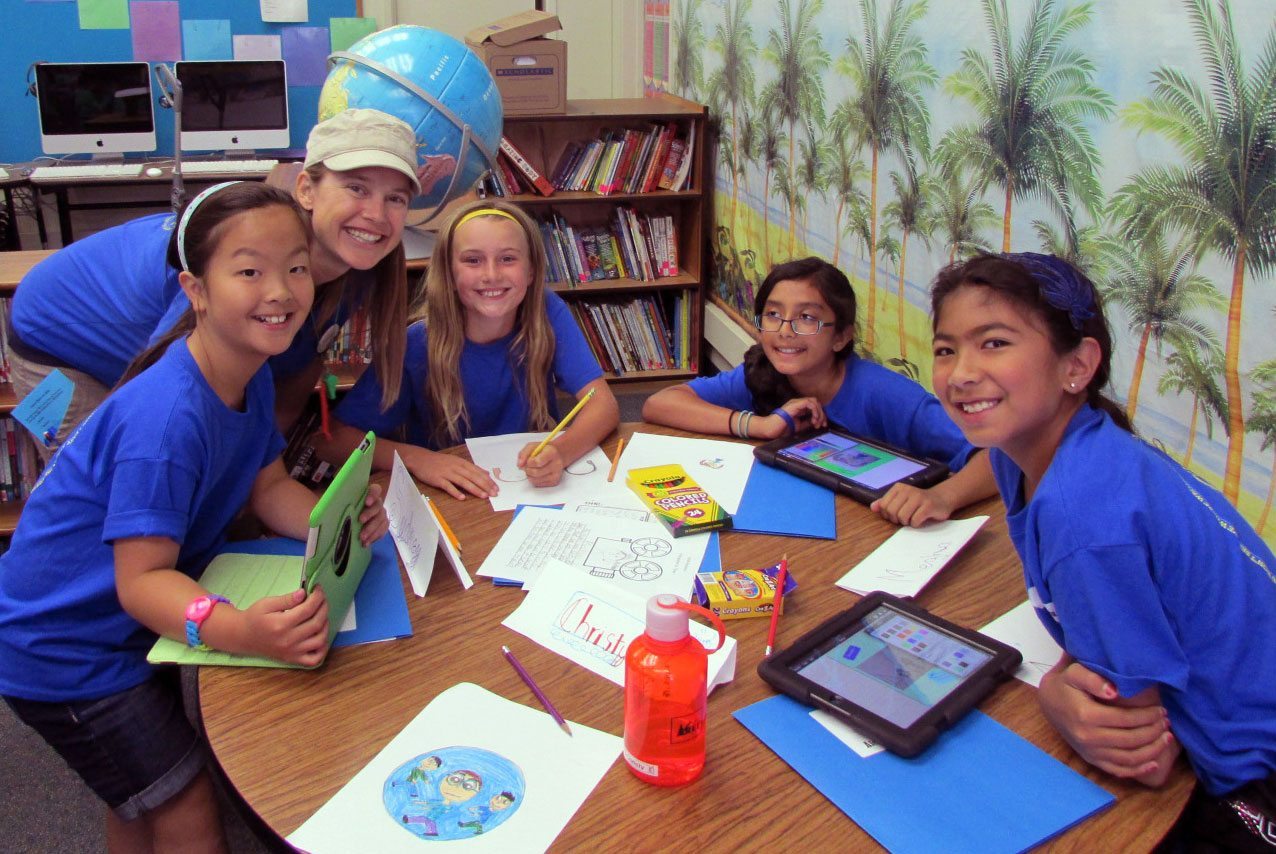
left=221, top=536, right=412, bottom=648
left=11, top=368, right=73, bottom=446
left=733, top=695, right=1114, bottom=854
left=733, top=461, right=836, bottom=539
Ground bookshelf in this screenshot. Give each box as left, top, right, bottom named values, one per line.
left=499, top=94, right=709, bottom=384
left=0, top=277, right=29, bottom=534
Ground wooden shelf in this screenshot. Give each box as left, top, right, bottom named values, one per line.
left=0, top=383, right=16, bottom=414
left=0, top=499, right=24, bottom=537
left=505, top=188, right=701, bottom=205
left=550, top=272, right=697, bottom=295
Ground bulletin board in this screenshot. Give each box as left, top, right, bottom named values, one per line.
left=0, top=0, right=377, bottom=163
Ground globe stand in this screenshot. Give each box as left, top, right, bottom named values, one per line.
left=327, top=50, right=501, bottom=224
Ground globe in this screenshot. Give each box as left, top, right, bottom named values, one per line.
left=319, top=25, right=504, bottom=215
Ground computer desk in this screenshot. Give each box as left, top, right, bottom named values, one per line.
left=197, top=424, right=1193, bottom=852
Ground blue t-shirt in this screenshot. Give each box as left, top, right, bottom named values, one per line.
left=12, top=212, right=359, bottom=386
left=992, top=405, right=1276, bottom=795
left=336, top=291, right=602, bottom=448
left=688, top=355, right=976, bottom=470
left=0, top=338, right=284, bottom=703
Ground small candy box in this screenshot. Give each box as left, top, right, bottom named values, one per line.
left=694, top=563, right=797, bottom=620
left=626, top=463, right=733, bottom=538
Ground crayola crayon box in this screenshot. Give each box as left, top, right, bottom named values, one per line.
left=694, top=563, right=798, bottom=620
left=626, top=463, right=733, bottom=537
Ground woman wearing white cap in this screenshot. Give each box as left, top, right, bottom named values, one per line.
left=9, top=108, right=447, bottom=451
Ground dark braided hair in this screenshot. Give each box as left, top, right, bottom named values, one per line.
left=744, top=257, right=857, bottom=414
left=930, top=253, right=1132, bottom=433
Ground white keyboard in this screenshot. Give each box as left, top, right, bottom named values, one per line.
left=29, top=163, right=144, bottom=179
left=179, top=159, right=279, bottom=175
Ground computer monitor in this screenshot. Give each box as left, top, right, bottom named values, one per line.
left=35, top=61, right=157, bottom=157
left=175, top=60, right=290, bottom=153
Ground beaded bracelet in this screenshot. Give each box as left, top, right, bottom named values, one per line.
left=774, top=408, right=797, bottom=435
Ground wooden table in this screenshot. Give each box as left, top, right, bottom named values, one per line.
left=199, top=425, right=1192, bottom=851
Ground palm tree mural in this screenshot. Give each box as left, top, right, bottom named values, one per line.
left=931, top=159, right=998, bottom=264
left=940, top=0, right=1112, bottom=252
left=835, top=0, right=935, bottom=352
left=1113, top=0, right=1276, bottom=503
left=732, top=111, right=761, bottom=245
left=876, top=233, right=902, bottom=336
left=1157, top=339, right=1228, bottom=470
left=763, top=0, right=830, bottom=258
left=1032, top=218, right=1106, bottom=275
left=1248, top=359, right=1276, bottom=533
left=672, top=0, right=707, bottom=102
left=796, top=121, right=832, bottom=254
left=881, top=158, right=933, bottom=359
left=1098, top=231, right=1224, bottom=422
left=755, top=94, right=787, bottom=269
left=707, top=0, right=758, bottom=232
left=825, top=133, right=870, bottom=267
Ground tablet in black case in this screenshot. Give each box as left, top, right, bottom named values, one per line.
left=753, top=425, right=949, bottom=504
left=757, top=591, right=1022, bottom=757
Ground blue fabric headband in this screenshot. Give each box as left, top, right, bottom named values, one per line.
left=176, top=181, right=241, bottom=272
left=1004, top=252, right=1095, bottom=331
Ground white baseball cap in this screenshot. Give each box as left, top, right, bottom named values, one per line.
left=303, top=109, right=421, bottom=194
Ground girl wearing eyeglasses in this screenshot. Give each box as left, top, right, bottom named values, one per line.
left=643, top=256, right=994, bottom=526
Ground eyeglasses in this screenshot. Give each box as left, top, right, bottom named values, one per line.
left=753, top=311, right=829, bottom=335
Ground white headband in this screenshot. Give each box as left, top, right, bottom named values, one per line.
left=176, top=181, right=241, bottom=272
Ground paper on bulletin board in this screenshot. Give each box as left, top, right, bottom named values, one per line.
left=835, top=516, right=988, bottom=597
left=233, top=34, right=281, bottom=60
left=330, top=16, right=377, bottom=52
left=503, top=559, right=737, bottom=691
left=287, top=683, right=621, bottom=854
left=129, top=0, right=180, bottom=61
left=260, top=0, right=306, bottom=23
left=281, top=26, right=330, bottom=86
left=182, top=19, right=233, bottom=61
left=79, top=0, right=128, bottom=29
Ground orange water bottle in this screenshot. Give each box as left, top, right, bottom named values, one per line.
left=623, top=594, right=726, bottom=786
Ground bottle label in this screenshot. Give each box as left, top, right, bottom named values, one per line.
left=623, top=747, right=660, bottom=778
left=669, top=712, right=703, bottom=743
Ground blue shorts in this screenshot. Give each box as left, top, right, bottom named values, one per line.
left=3, top=669, right=207, bottom=821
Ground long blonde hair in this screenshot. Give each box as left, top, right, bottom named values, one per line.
left=423, top=199, right=554, bottom=446
left=302, top=163, right=408, bottom=410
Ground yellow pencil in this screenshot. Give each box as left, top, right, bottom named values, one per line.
left=607, top=437, right=625, bottom=482
left=529, top=388, right=595, bottom=459
left=427, top=498, right=461, bottom=553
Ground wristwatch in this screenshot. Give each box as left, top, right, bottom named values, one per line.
left=185, top=594, right=232, bottom=649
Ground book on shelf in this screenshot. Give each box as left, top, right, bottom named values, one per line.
left=0, top=415, right=43, bottom=504
left=567, top=293, right=690, bottom=376
left=499, top=136, right=554, bottom=197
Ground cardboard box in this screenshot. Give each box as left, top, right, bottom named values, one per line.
left=626, top=463, right=733, bottom=538
left=694, top=564, right=797, bottom=621
left=466, top=10, right=567, bottom=116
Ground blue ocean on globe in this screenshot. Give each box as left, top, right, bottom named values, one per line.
left=321, top=25, right=504, bottom=213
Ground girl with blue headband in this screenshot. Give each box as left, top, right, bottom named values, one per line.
left=644, top=256, right=995, bottom=527
left=0, top=182, right=389, bottom=852
left=930, top=252, right=1276, bottom=849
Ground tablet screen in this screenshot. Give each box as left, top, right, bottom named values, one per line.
left=793, top=604, right=993, bottom=728
left=777, top=431, right=926, bottom=491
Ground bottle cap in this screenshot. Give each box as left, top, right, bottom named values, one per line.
left=645, top=594, right=689, bottom=642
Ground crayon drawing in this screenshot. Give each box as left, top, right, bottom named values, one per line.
left=384, top=747, right=524, bottom=842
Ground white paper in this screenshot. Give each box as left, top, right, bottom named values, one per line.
left=385, top=452, right=439, bottom=596
left=477, top=506, right=708, bottom=600
left=428, top=496, right=474, bottom=590
left=287, top=683, right=620, bottom=854
left=260, top=0, right=307, bottom=23
left=465, top=433, right=615, bottom=513
left=810, top=709, right=885, bottom=758
left=339, top=601, right=358, bottom=633
left=835, top=516, right=989, bottom=597
left=615, top=432, right=757, bottom=515
left=980, top=601, right=1065, bottom=688
left=232, top=34, right=282, bottom=60
left=503, top=560, right=737, bottom=692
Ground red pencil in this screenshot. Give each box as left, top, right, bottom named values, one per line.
left=765, top=555, right=789, bottom=656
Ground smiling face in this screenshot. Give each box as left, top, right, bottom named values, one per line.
left=296, top=165, right=412, bottom=282
left=758, top=277, right=853, bottom=389
left=931, top=285, right=1093, bottom=482
left=450, top=215, right=534, bottom=341
left=439, top=771, right=481, bottom=806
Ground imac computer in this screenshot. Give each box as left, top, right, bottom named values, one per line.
left=175, top=60, right=290, bottom=153
left=35, top=61, right=157, bottom=157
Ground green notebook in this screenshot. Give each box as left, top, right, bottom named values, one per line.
left=148, top=433, right=376, bottom=669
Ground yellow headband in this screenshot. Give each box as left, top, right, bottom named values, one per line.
left=453, top=207, right=519, bottom=232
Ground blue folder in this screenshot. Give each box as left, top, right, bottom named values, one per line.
left=732, top=461, right=836, bottom=539
left=733, top=695, right=1114, bottom=853
left=222, top=535, right=412, bottom=649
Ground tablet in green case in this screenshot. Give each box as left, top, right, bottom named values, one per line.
left=147, top=432, right=376, bottom=669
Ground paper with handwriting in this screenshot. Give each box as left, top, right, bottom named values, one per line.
left=980, top=601, right=1064, bottom=688
left=466, top=432, right=615, bottom=512
left=385, top=452, right=473, bottom=594
left=835, top=516, right=988, bottom=597
left=503, top=559, right=736, bottom=691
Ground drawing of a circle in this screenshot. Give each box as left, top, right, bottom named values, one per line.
left=334, top=517, right=352, bottom=577
left=629, top=537, right=671, bottom=557
left=619, top=560, right=662, bottom=581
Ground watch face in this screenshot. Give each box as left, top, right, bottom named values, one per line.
left=186, top=597, right=213, bottom=621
